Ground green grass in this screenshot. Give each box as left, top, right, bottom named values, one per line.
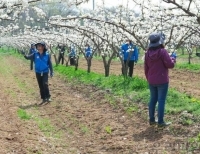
left=54, top=66, right=148, bottom=94
left=175, top=63, right=200, bottom=72
left=34, top=117, right=62, bottom=138
left=54, top=65, right=200, bottom=116
left=125, top=105, right=138, bottom=115
left=105, top=126, right=112, bottom=134
left=80, top=125, right=89, bottom=134
left=17, top=109, right=32, bottom=120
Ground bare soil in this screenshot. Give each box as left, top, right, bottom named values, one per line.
left=0, top=54, right=199, bottom=154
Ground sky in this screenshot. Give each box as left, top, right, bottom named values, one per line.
left=80, top=0, right=161, bottom=13
left=80, top=0, right=138, bottom=10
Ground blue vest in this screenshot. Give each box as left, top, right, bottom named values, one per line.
left=34, top=52, right=50, bottom=73
left=85, top=47, right=92, bottom=57
left=121, top=43, right=139, bottom=61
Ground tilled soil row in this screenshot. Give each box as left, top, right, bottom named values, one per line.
left=0, top=55, right=52, bottom=154
left=0, top=54, right=199, bottom=153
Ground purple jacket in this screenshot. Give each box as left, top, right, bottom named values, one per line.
left=144, top=48, right=175, bottom=85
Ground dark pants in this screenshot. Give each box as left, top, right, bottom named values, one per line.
left=124, top=60, right=134, bottom=77
left=70, top=57, right=75, bottom=65
left=36, top=73, right=51, bottom=100
left=149, top=83, right=169, bottom=124
left=30, top=60, right=34, bottom=70
left=58, top=53, right=64, bottom=65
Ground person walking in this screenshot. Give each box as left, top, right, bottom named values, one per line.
left=144, top=32, right=176, bottom=127
left=24, top=42, right=53, bottom=104
left=57, top=44, right=66, bottom=65
left=29, top=44, right=37, bottom=70
left=121, top=40, right=139, bottom=77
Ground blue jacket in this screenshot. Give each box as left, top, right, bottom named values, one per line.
left=85, top=47, right=92, bottom=57
left=69, top=48, right=76, bottom=57
left=121, top=43, right=139, bottom=61
left=25, top=51, right=53, bottom=74
left=29, top=48, right=37, bottom=54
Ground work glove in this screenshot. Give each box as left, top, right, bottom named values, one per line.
left=126, top=49, right=131, bottom=53
left=171, top=57, right=176, bottom=63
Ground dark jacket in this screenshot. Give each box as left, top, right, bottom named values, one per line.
left=145, top=48, right=175, bottom=85
left=57, top=45, right=65, bottom=53
left=25, top=51, right=53, bottom=74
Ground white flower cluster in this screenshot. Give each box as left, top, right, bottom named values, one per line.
left=32, top=6, right=46, bottom=18
left=0, top=0, right=200, bottom=55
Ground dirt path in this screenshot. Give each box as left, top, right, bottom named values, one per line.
left=79, top=58, right=200, bottom=99
left=0, top=54, right=199, bottom=153
left=0, top=55, right=54, bottom=153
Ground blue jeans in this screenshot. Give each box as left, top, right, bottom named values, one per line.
left=149, top=83, right=169, bottom=124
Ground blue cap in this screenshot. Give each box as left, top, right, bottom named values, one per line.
left=148, top=32, right=165, bottom=48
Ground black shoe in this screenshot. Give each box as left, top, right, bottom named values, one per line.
left=47, top=98, right=52, bottom=102
left=149, top=120, right=158, bottom=126
left=158, top=122, right=171, bottom=128
left=39, top=99, right=47, bottom=105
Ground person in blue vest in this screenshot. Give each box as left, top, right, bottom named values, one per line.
left=29, top=44, right=37, bottom=70
left=85, top=44, right=92, bottom=58
left=121, top=40, right=139, bottom=77
left=69, top=46, right=76, bottom=65
left=24, top=42, right=53, bottom=104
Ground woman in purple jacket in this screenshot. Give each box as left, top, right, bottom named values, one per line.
left=145, top=32, right=176, bottom=127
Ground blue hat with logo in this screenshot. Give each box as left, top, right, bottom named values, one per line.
left=148, top=32, right=166, bottom=48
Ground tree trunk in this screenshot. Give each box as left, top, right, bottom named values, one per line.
left=75, top=56, right=79, bottom=71
left=118, top=56, right=124, bottom=74
left=122, top=51, right=133, bottom=77
left=102, top=56, right=109, bottom=77
left=53, top=54, right=58, bottom=66
left=87, top=58, right=92, bottom=73
left=121, top=62, right=129, bottom=77
left=188, top=54, right=191, bottom=64
left=182, top=48, right=184, bottom=55
left=66, top=57, right=69, bottom=67
left=104, top=65, right=110, bottom=77
left=87, top=65, right=91, bottom=73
